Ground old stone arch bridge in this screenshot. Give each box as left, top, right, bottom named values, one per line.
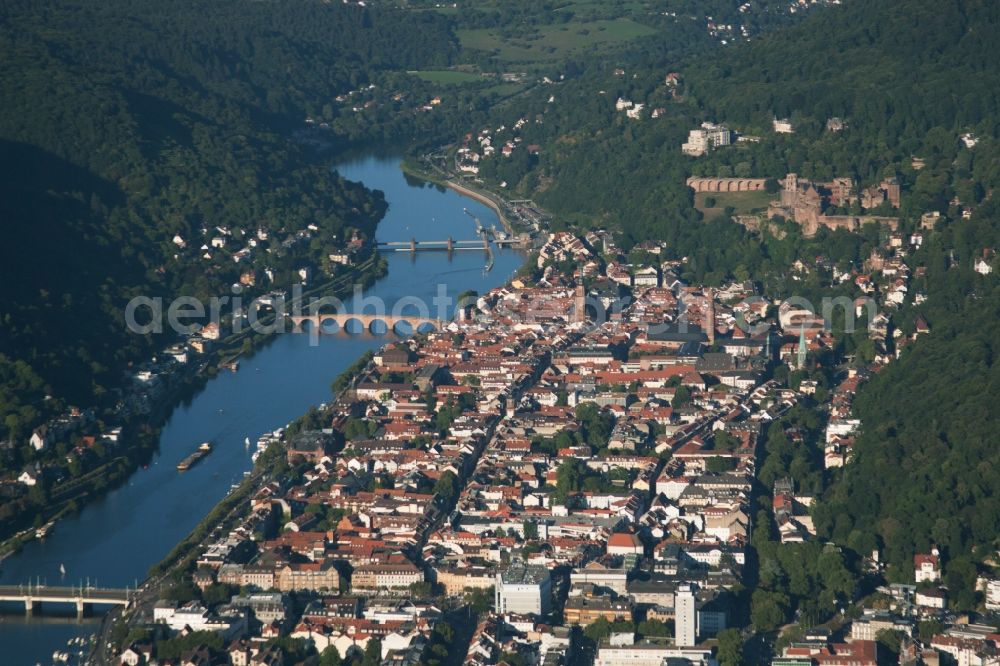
left=289, top=313, right=447, bottom=336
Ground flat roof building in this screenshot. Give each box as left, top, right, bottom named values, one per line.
left=496, top=561, right=552, bottom=616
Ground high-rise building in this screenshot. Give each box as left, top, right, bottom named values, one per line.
left=675, top=582, right=697, bottom=646
left=682, top=129, right=710, bottom=156
left=682, top=123, right=731, bottom=156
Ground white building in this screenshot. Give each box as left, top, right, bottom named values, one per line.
left=153, top=601, right=246, bottom=638
left=675, top=582, right=697, bottom=647
left=495, top=561, right=551, bottom=616
left=29, top=428, right=48, bottom=451
left=986, top=578, right=1000, bottom=611
left=773, top=117, right=795, bottom=134
left=682, top=123, right=732, bottom=156
left=915, top=588, right=947, bottom=609
left=633, top=267, right=661, bottom=288
left=914, top=550, right=941, bottom=583
left=595, top=642, right=714, bottom=666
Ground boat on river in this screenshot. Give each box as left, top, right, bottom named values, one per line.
left=176, top=442, right=212, bottom=471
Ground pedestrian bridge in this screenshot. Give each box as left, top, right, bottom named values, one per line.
left=0, top=584, right=133, bottom=614
left=289, top=313, right=447, bottom=336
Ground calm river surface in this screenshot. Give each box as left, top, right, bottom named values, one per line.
left=0, top=155, right=525, bottom=665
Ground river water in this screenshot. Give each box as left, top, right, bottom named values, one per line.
left=0, top=155, right=525, bottom=665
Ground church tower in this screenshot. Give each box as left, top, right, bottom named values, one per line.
left=705, top=288, right=716, bottom=345
left=574, top=270, right=586, bottom=323
left=796, top=325, right=808, bottom=369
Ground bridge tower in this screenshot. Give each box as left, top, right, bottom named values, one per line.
left=447, top=237, right=454, bottom=252
left=410, top=237, right=417, bottom=253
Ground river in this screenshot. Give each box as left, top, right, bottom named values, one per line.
left=0, top=155, right=526, bottom=665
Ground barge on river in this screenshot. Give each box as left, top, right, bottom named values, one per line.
left=177, top=442, right=213, bottom=471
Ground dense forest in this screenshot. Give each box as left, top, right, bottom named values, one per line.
left=0, top=0, right=459, bottom=440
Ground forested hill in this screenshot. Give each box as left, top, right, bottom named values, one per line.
left=0, top=0, right=458, bottom=438
left=684, top=0, right=1000, bottom=187
left=690, top=0, right=1000, bottom=127
left=813, top=281, right=1000, bottom=606
left=471, top=0, right=1000, bottom=270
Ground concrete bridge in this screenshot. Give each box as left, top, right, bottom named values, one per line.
left=378, top=237, right=488, bottom=252
left=0, top=584, right=132, bottom=614
left=289, top=313, right=447, bottom=336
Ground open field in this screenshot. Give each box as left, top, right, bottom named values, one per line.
left=695, top=190, right=775, bottom=218
left=457, top=18, right=657, bottom=64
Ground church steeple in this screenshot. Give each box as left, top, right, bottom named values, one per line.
left=796, top=325, right=808, bottom=369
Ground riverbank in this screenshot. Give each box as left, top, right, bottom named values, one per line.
left=138, top=160, right=526, bottom=579
left=95, top=155, right=548, bottom=664
left=55, top=153, right=529, bottom=665
left=401, top=155, right=519, bottom=236
left=0, top=253, right=386, bottom=563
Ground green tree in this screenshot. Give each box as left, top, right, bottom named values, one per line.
left=584, top=617, right=612, bottom=643
left=637, top=619, right=671, bottom=638
left=553, top=458, right=585, bottom=502
left=917, top=620, right=944, bottom=642
left=361, top=638, right=382, bottom=666
left=202, top=582, right=236, bottom=606
left=465, top=586, right=494, bottom=616
left=320, top=646, right=343, bottom=666
left=751, top=589, right=789, bottom=632
left=876, top=629, right=905, bottom=656
left=434, top=471, right=458, bottom=503
left=716, top=628, right=744, bottom=666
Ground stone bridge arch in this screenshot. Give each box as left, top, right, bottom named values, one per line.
left=289, top=313, right=444, bottom=337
